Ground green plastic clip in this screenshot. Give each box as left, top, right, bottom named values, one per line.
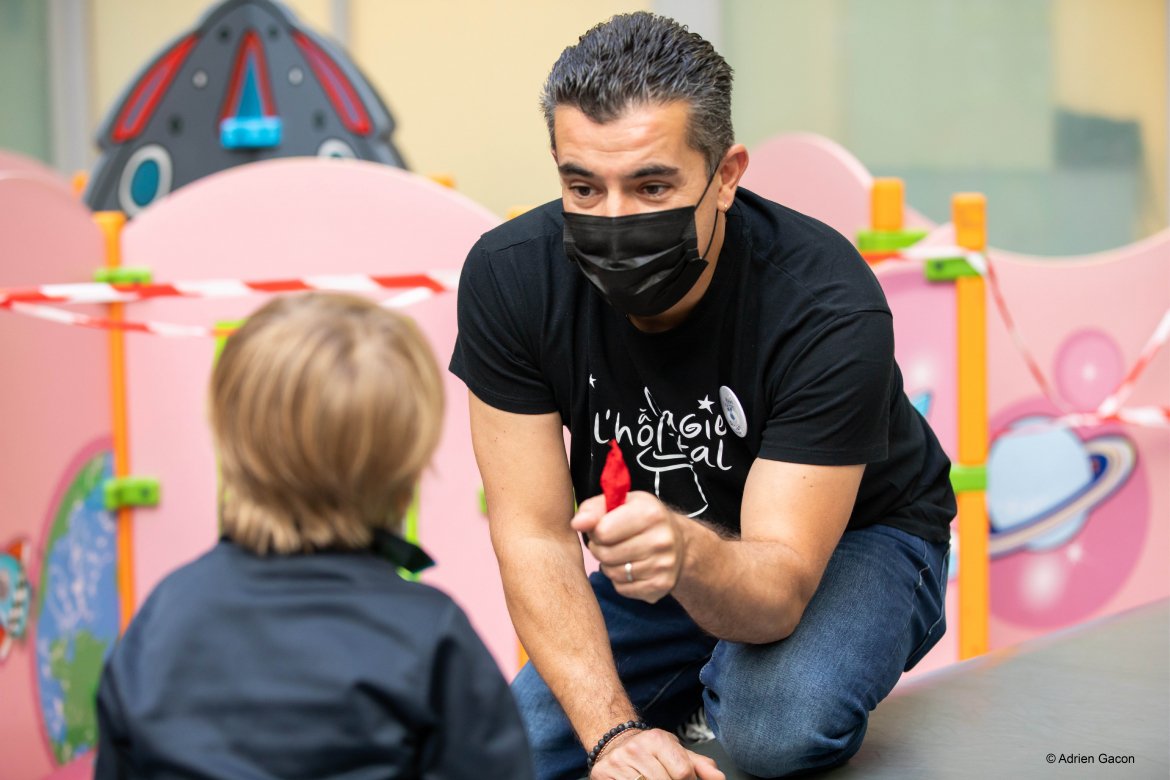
left=477, top=485, right=487, bottom=516
left=399, top=486, right=422, bottom=581
left=856, top=229, right=928, bottom=252
left=924, top=257, right=980, bottom=282
left=94, top=267, right=153, bottom=285
left=214, top=319, right=247, bottom=362
left=950, top=464, right=986, bottom=494
left=104, top=476, right=161, bottom=510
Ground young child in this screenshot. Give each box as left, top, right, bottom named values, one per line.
left=94, top=293, right=533, bottom=780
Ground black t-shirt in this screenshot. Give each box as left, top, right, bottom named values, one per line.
left=450, top=189, right=954, bottom=543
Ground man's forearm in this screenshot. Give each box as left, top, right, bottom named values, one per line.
left=670, top=520, right=812, bottom=644
left=498, top=533, right=636, bottom=747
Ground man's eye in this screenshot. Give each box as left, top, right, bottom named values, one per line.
left=642, top=184, right=667, bottom=196
left=571, top=185, right=594, bottom=198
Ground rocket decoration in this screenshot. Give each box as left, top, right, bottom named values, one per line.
left=0, top=539, right=32, bottom=662
left=601, top=440, right=631, bottom=513
left=85, top=0, right=407, bottom=217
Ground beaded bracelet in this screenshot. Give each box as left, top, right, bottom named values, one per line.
left=586, top=720, right=650, bottom=770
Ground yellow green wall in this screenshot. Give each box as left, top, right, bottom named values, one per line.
left=723, top=0, right=844, bottom=148
left=91, top=0, right=330, bottom=134
left=350, top=0, right=648, bottom=218
left=723, top=0, right=1167, bottom=253
left=1053, top=0, right=1168, bottom=234
left=0, top=0, right=51, bottom=162
left=88, top=0, right=646, bottom=218
left=70, top=0, right=1170, bottom=238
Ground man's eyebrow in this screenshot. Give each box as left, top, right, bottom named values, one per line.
left=628, top=164, right=680, bottom=179
left=557, top=163, right=682, bottom=179
left=558, top=162, right=595, bottom=178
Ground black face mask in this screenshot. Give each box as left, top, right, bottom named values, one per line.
left=562, top=170, right=719, bottom=317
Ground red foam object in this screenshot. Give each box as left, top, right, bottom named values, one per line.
left=113, top=34, right=199, bottom=142
left=601, top=439, right=630, bottom=512
left=292, top=31, right=372, bottom=135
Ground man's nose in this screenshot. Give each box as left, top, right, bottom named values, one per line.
left=598, top=190, right=643, bottom=218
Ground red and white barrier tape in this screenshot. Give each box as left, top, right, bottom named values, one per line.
left=0, top=271, right=458, bottom=307
left=1, top=300, right=232, bottom=338
left=893, top=246, right=1169, bottom=432
left=901, top=246, right=1069, bottom=412
left=0, top=283, right=449, bottom=338
left=2, top=255, right=1165, bottom=429
left=1097, top=307, right=1170, bottom=417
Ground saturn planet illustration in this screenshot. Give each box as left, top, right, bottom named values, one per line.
left=985, top=416, right=1136, bottom=558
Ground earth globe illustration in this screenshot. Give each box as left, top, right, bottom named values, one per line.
left=33, top=447, right=120, bottom=766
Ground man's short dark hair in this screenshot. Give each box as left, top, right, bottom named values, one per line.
left=541, top=12, right=734, bottom=176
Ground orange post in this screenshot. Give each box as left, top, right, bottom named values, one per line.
left=94, top=211, right=136, bottom=634
left=953, top=193, right=986, bottom=256
left=71, top=171, right=89, bottom=198
left=953, top=193, right=989, bottom=659
left=871, top=178, right=904, bottom=231
left=426, top=172, right=456, bottom=189
left=507, top=206, right=535, bottom=221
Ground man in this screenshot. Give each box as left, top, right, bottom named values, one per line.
left=451, top=13, right=954, bottom=780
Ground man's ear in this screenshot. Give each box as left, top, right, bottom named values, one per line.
left=550, top=146, right=559, bottom=163
left=718, top=144, right=749, bottom=211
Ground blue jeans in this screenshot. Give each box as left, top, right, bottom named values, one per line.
left=512, top=524, right=950, bottom=779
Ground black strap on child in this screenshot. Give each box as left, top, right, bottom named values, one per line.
left=218, top=529, right=434, bottom=573
left=370, top=528, right=435, bottom=574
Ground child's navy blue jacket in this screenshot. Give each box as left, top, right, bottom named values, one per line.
left=94, top=539, right=534, bottom=779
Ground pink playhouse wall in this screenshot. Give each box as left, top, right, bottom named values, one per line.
left=117, top=158, right=509, bottom=670
left=0, top=151, right=71, bottom=194
left=0, top=170, right=109, bottom=780
left=744, top=134, right=1170, bottom=679
left=980, top=235, right=1168, bottom=649
left=0, top=157, right=512, bottom=780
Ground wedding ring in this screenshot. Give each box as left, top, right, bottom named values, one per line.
left=625, top=562, right=634, bottom=582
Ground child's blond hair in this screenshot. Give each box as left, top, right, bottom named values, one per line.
left=209, top=293, right=443, bottom=555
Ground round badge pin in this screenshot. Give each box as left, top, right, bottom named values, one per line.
left=719, top=386, right=747, bottom=438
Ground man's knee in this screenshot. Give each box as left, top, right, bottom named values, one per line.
left=718, top=703, right=866, bottom=777
left=710, top=684, right=868, bottom=777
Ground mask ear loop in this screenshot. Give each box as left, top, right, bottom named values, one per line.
left=696, top=166, right=721, bottom=261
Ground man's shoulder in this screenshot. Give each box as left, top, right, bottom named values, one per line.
left=458, top=198, right=583, bottom=317
left=736, top=188, right=864, bottom=267
left=735, top=188, right=888, bottom=315
left=477, top=199, right=564, bottom=255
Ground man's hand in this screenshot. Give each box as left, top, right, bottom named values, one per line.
left=571, top=492, right=687, bottom=603
left=591, top=729, right=725, bottom=780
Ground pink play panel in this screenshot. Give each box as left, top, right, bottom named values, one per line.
left=118, top=158, right=516, bottom=676
left=743, top=133, right=1170, bottom=681
left=0, top=151, right=71, bottom=194
left=740, top=133, right=933, bottom=241
left=872, top=257, right=960, bottom=679
left=983, top=235, right=1169, bottom=648
left=0, top=175, right=108, bottom=780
